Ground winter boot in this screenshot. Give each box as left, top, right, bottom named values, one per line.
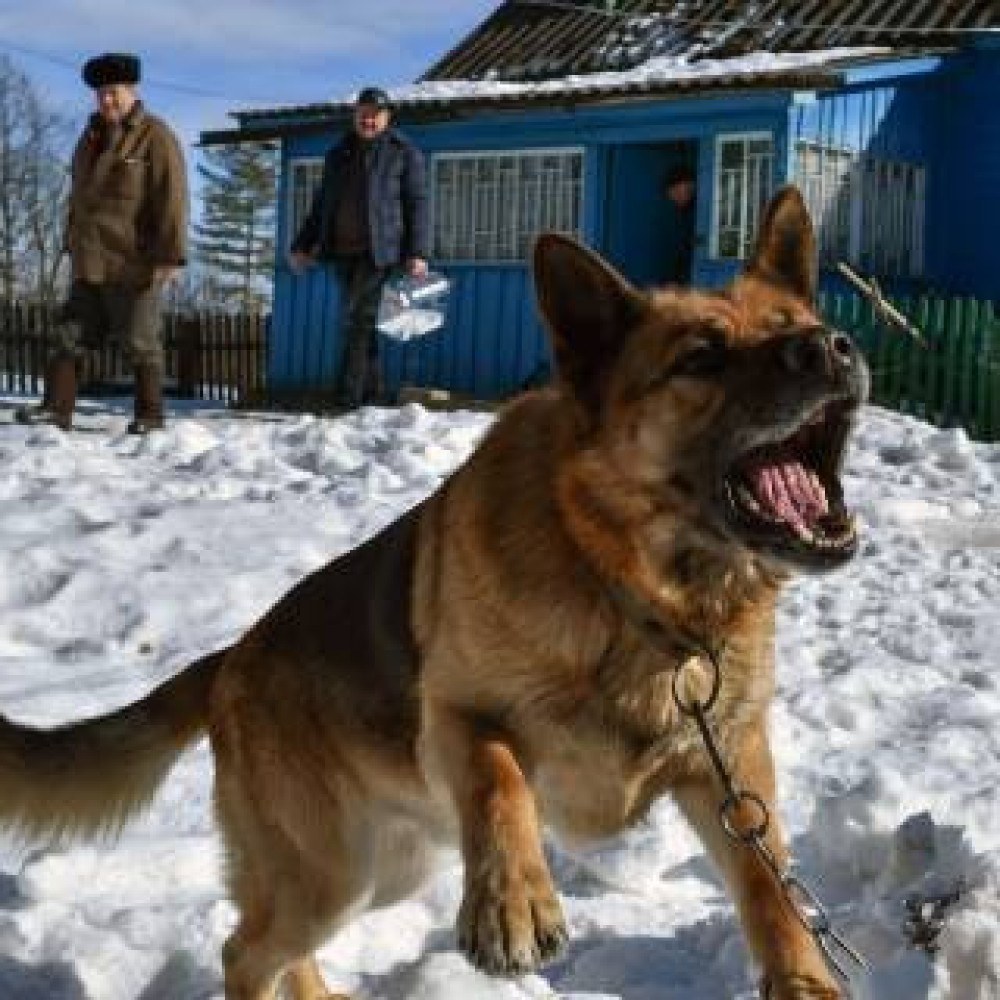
left=14, top=355, right=77, bottom=430
left=127, top=364, right=165, bottom=435
left=335, top=331, right=368, bottom=411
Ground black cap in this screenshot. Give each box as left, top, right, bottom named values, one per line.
left=82, top=53, right=141, bottom=89
left=356, top=86, right=391, bottom=110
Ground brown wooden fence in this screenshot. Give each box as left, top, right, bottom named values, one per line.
left=7, top=293, right=999, bottom=437
left=0, top=300, right=268, bottom=407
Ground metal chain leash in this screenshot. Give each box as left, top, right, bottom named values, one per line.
left=672, top=644, right=869, bottom=987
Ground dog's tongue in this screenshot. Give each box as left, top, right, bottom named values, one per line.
left=749, top=460, right=828, bottom=531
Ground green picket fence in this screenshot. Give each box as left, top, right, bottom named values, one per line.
left=819, top=292, right=1000, bottom=441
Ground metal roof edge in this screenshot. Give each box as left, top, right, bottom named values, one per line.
left=839, top=53, right=951, bottom=85
left=231, top=67, right=850, bottom=126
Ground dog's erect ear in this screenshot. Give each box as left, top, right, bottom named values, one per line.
left=533, top=233, right=646, bottom=413
left=746, top=186, right=818, bottom=303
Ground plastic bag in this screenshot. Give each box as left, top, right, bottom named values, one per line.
left=377, top=271, right=450, bottom=341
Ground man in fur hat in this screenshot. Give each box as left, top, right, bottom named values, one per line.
left=16, top=52, right=188, bottom=433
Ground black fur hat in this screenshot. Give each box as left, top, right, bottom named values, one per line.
left=82, top=53, right=141, bottom=89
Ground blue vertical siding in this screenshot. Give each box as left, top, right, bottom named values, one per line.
left=927, top=49, right=1000, bottom=298
left=789, top=76, right=936, bottom=296
left=380, top=266, right=549, bottom=397
left=265, top=52, right=996, bottom=399
left=269, top=131, right=347, bottom=391
left=790, top=78, right=934, bottom=164
left=266, top=94, right=825, bottom=397
left=787, top=51, right=1000, bottom=300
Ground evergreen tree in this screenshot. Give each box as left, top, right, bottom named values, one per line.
left=194, top=142, right=277, bottom=312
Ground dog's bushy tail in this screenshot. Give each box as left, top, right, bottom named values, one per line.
left=0, top=647, right=227, bottom=842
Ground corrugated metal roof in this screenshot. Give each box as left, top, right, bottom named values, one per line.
left=423, top=0, right=998, bottom=82
left=214, top=0, right=995, bottom=136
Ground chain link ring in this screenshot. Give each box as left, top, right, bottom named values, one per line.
left=671, top=651, right=722, bottom=716
left=719, top=790, right=770, bottom=843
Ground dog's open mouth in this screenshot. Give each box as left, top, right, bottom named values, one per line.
left=723, top=399, right=858, bottom=565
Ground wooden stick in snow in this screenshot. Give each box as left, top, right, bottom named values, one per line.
left=836, top=261, right=928, bottom=347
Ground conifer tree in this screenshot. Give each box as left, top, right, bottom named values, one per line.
left=194, top=142, right=277, bottom=311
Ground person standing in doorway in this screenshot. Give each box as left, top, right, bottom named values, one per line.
left=663, top=163, right=697, bottom=287
left=289, top=86, right=429, bottom=410
left=16, top=52, right=188, bottom=433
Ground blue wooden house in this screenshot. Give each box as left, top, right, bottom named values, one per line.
left=202, top=0, right=999, bottom=400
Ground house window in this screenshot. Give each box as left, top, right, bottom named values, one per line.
left=794, top=141, right=926, bottom=278
left=287, top=158, right=324, bottom=247
left=713, top=133, right=775, bottom=261
left=432, top=149, right=584, bottom=263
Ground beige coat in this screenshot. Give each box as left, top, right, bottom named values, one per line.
left=66, top=103, right=188, bottom=287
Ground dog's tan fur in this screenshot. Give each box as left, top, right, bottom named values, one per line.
left=0, top=188, right=866, bottom=999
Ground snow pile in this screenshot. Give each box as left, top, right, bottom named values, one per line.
left=0, top=396, right=997, bottom=999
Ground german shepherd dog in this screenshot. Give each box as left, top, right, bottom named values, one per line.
left=0, top=187, right=868, bottom=999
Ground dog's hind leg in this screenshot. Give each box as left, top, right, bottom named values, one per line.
left=218, top=789, right=368, bottom=1000
left=214, top=750, right=367, bottom=1000
left=219, top=818, right=363, bottom=1000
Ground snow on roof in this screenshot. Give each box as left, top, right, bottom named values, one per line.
left=386, top=46, right=891, bottom=103
left=424, top=0, right=997, bottom=83
left=235, top=46, right=890, bottom=123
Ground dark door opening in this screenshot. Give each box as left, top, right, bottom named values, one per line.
left=603, top=140, right=698, bottom=290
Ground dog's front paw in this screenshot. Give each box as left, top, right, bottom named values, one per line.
left=457, top=856, right=567, bottom=976
left=761, top=974, right=842, bottom=999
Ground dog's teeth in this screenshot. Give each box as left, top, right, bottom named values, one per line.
left=792, top=522, right=815, bottom=545
left=737, top=483, right=761, bottom=512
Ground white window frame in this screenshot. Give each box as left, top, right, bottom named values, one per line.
left=793, top=140, right=927, bottom=278
left=711, top=132, right=775, bottom=262
left=286, top=156, right=325, bottom=250
left=430, top=147, right=585, bottom=265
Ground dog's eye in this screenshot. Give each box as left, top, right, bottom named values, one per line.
left=668, top=332, right=729, bottom=381
left=640, top=331, right=729, bottom=396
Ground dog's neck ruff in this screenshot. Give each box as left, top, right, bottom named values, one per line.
left=601, top=570, right=868, bottom=988
left=601, top=577, right=720, bottom=664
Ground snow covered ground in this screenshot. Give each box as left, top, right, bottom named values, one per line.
left=0, top=395, right=997, bottom=1000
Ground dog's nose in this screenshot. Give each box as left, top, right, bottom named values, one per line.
left=781, top=327, right=857, bottom=376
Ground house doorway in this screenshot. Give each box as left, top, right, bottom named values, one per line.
left=603, top=140, right=698, bottom=290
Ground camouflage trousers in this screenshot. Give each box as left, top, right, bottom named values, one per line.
left=51, top=280, right=165, bottom=372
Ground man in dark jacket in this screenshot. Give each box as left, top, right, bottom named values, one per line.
left=289, top=86, right=429, bottom=409
left=664, top=163, right=697, bottom=287
left=16, top=52, right=188, bottom=433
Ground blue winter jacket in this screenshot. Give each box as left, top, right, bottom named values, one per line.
left=291, top=128, right=430, bottom=267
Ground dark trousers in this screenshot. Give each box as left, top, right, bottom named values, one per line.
left=333, top=258, right=389, bottom=408
left=54, top=280, right=165, bottom=371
